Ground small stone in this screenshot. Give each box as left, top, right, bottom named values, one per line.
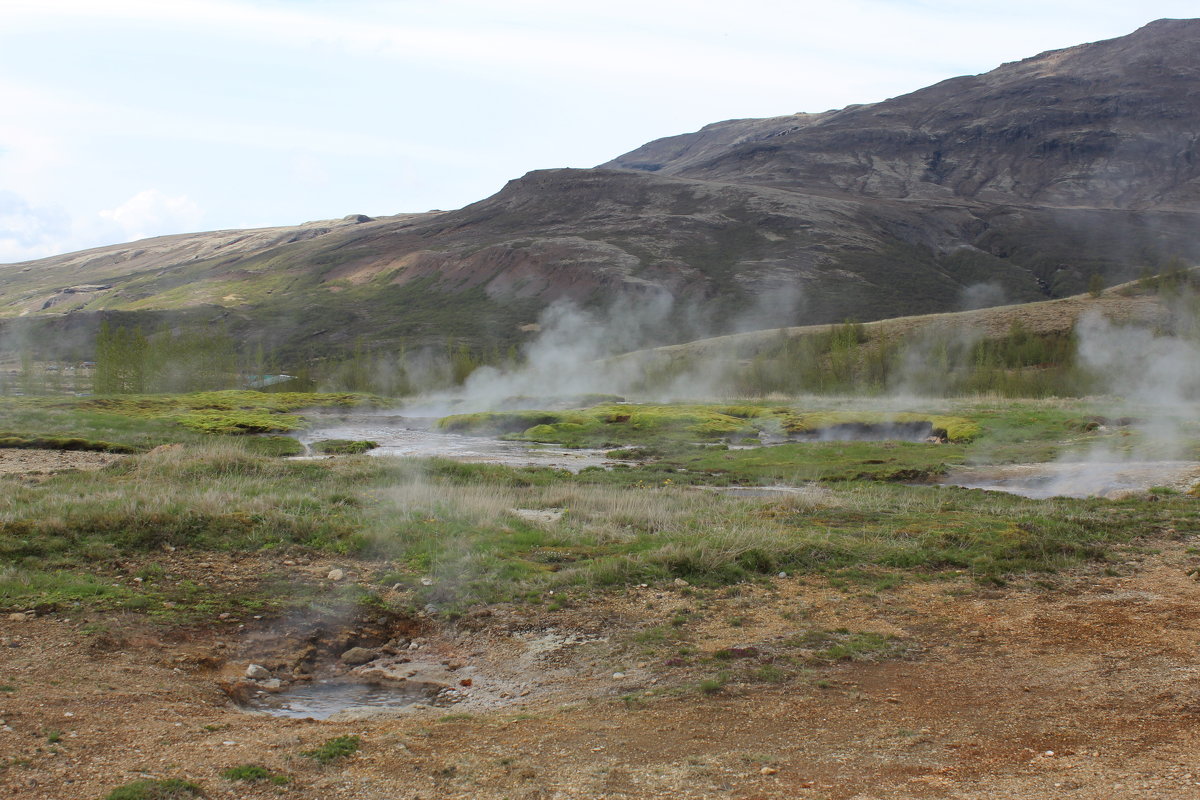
left=260, top=679, right=283, bottom=692
left=612, top=672, right=626, bottom=680
left=6, top=613, right=25, bottom=622
left=340, top=647, right=379, bottom=666
left=760, top=766, right=778, bottom=775
left=245, top=664, right=271, bottom=680
left=408, top=641, right=420, bottom=651
left=420, top=577, right=434, bottom=586
left=673, top=578, right=689, bottom=587
left=519, top=687, right=531, bottom=696
left=327, top=568, right=345, bottom=582
left=778, top=572, right=788, bottom=578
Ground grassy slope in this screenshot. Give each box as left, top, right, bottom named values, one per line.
left=609, top=280, right=1175, bottom=369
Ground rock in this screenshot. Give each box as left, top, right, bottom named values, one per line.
left=260, top=679, right=283, bottom=692
left=612, top=672, right=626, bottom=680
left=340, top=647, right=379, bottom=666
left=760, top=766, right=779, bottom=775
left=357, top=660, right=457, bottom=691
left=420, top=577, right=434, bottom=586
left=327, top=568, right=345, bottom=581
left=673, top=578, right=689, bottom=587
left=245, top=664, right=271, bottom=680
left=7, top=613, right=25, bottom=622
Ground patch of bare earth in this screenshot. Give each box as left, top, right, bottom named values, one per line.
left=0, top=449, right=123, bottom=476
left=3, top=547, right=1200, bottom=798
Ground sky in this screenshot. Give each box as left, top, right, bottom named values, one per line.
left=1, top=0, right=1197, bottom=263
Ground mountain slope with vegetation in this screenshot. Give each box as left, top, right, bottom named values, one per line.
left=2, top=20, right=1199, bottom=367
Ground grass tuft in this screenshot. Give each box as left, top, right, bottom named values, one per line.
left=302, top=734, right=361, bottom=765
left=103, top=778, right=203, bottom=800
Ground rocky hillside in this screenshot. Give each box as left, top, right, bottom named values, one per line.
left=3, top=19, right=1199, bottom=360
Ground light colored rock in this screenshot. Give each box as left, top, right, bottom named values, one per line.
left=612, top=672, right=626, bottom=680
left=340, top=647, right=379, bottom=666
left=327, top=568, right=346, bottom=581
left=673, top=578, right=689, bottom=587
left=356, top=659, right=457, bottom=691
left=260, top=679, right=283, bottom=692
left=245, top=664, right=271, bottom=680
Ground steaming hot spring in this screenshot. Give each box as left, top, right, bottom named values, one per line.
left=939, top=461, right=1200, bottom=500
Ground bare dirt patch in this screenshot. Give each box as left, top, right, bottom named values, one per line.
left=3, top=548, right=1200, bottom=798
left=0, top=449, right=124, bottom=476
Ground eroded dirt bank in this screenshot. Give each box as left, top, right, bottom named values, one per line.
left=3, top=545, right=1200, bottom=799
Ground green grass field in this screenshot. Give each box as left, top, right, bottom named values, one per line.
left=0, top=393, right=1195, bottom=622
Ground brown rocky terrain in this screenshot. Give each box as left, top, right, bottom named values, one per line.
left=3, top=544, right=1200, bottom=799
left=3, top=20, right=1199, bottom=358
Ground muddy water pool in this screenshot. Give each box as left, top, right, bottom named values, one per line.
left=246, top=680, right=435, bottom=720
left=297, top=415, right=627, bottom=472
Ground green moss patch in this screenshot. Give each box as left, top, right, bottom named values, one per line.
left=0, top=435, right=138, bottom=453
left=175, top=410, right=305, bottom=435
left=781, top=411, right=980, bottom=442
left=303, top=734, right=361, bottom=764
left=438, top=404, right=979, bottom=447
left=103, top=778, right=203, bottom=800
left=311, top=439, right=379, bottom=455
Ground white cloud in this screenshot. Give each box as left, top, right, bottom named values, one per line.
left=0, top=191, right=71, bottom=263
left=99, top=189, right=203, bottom=242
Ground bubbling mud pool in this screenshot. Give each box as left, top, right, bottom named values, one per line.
left=245, top=680, right=436, bottom=720
left=939, top=461, right=1200, bottom=499
left=296, top=415, right=629, bottom=472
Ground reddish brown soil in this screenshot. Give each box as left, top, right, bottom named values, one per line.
left=2, top=547, right=1200, bottom=799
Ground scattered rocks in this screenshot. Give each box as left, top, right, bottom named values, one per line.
left=340, top=647, right=380, bottom=666
left=245, top=664, right=271, bottom=680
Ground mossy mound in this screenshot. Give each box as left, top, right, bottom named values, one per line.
left=0, top=435, right=138, bottom=453
left=311, top=439, right=379, bottom=455
left=782, top=412, right=979, bottom=442
left=438, top=404, right=979, bottom=447
left=176, top=410, right=305, bottom=435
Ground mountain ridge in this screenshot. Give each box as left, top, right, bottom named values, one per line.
left=2, top=19, right=1198, bottom=361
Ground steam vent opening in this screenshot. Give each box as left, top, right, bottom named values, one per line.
left=789, top=421, right=944, bottom=443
